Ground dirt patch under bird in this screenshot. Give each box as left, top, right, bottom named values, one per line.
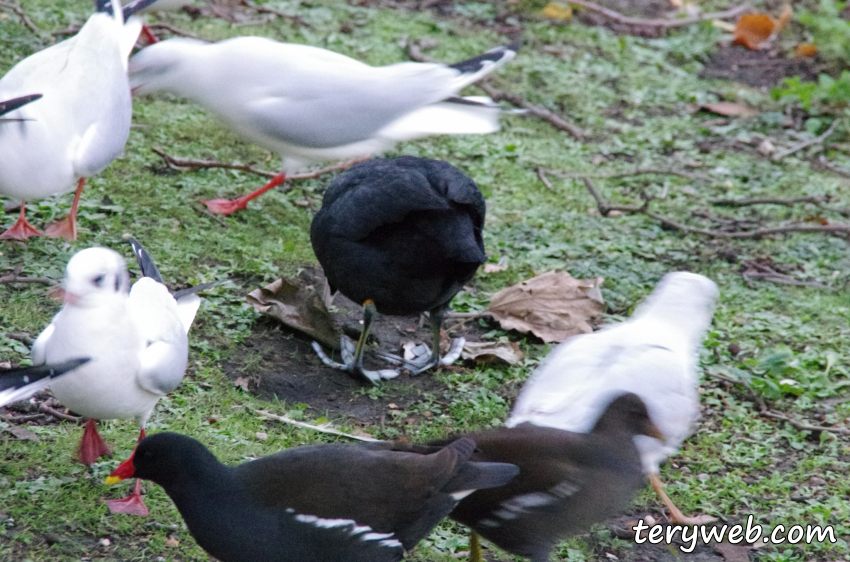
left=700, top=46, right=819, bottom=88
left=221, top=275, right=498, bottom=426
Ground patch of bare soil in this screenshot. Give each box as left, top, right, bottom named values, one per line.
left=221, top=291, right=496, bottom=425
left=575, top=0, right=673, bottom=38
left=701, top=46, right=818, bottom=88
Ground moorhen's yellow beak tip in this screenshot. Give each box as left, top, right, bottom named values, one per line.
left=104, top=475, right=122, bottom=486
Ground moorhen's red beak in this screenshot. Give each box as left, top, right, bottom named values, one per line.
left=105, top=453, right=136, bottom=485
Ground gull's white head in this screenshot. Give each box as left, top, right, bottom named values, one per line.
left=62, top=247, right=130, bottom=307
left=631, top=272, right=719, bottom=341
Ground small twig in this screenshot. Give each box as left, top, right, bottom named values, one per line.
left=760, top=410, right=849, bottom=436
left=817, top=156, right=850, bottom=179
left=239, top=0, right=310, bottom=27
left=772, top=119, right=841, bottom=162
left=51, top=25, right=81, bottom=37
left=0, top=413, right=45, bottom=423
left=145, top=521, right=180, bottom=531
left=548, top=167, right=702, bottom=180
left=0, top=1, right=41, bottom=34
left=711, top=196, right=829, bottom=208
left=152, top=147, right=277, bottom=178
left=406, top=43, right=583, bottom=140
left=5, top=332, right=34, bottom=345
left=146, top=22, right=201, bottom=40
left=445, top=311, right=493, bottom=319
left=250, top=407, right=379, bottom=442
left=536, top=167, right=554, bottom=191
left=567, top=0, right=750, bottom=28
left=191, top=203, right=229, bottom=228
left=38, top=404, right=82, bottom=423
left=0, top=265, right=54, bottom=286
left=582, top=177, right=647, bottom=216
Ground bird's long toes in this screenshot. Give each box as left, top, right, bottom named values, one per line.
left=440, top=337, right=466, bottom=366
left=311, top=341, right=350, bottom=370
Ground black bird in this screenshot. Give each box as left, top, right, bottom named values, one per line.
left=417, top=393, right=661, bottom=562
left=310, top=156, right=486, bottom=383
left=106, top=432, right=518, bottom=562
left=0, top=358, right=90, bottom=407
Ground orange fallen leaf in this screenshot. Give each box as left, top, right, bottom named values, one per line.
left=732, top=14, right=775, bottom=49
left=699, top=102, right=757, bottom=117
left=542, top=2, right=572, bottom=19
left=795, top=44, right=818, bottom=57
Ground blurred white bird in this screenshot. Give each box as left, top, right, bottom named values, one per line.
left=31, top=240, right=201, bottom=516
left=0, top=0, right=153, bottom=241
left=0, top=94, right=42, bottom=121
left=129, top=38, right=518, bottom=214
left=508, top=272, right=719, bottom=525
left=0, top=359, right=90, bottom=408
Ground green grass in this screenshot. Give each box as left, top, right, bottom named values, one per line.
left=1, top=0, right=849, bottom=560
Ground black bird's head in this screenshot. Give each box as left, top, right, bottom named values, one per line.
left=107, top=432, right=221, bottom=489
left=592, top=392, right=664, bottom=441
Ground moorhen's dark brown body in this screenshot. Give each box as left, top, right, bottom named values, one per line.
left=107, top=432, right=518, bottom=562
left=310, top=156, right=486, bottom=383
left=422, top=393, right=661, bottom=562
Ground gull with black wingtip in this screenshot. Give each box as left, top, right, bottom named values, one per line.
left=0, top=358, right=90, bottom=408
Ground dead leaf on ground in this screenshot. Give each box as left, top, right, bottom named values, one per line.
left=542, top=3, right=572, bottom=20
left=247, top=273, right=339, bottom=349
left=795, top=44, right=818, bottom=57
left=483, top=263, right=507, bottom=273
left=165, top=536, right=180, bottom=547
left=233, top=376, right=251, bottom=391
left=5, top=426, right=39, bottom=442
left=487, top=271, right=604, bottom=343
left=714, top=542, right=753, bottom=562
left=460, top=341, right=524, bottom=365
left=699, top=102, right=757, bottom=117
left=732, top=5, right=792, bottom=50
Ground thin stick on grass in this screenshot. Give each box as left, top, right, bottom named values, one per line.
left=772, top=119, right=841, bottom=162
left=567, top=0, right=750, bottom=28
left=550, top=167, right=702, bottom=180
left=0, top=1, right=41, bottom=34
left=536, top=167, right=554, bottom=191
left=250, top=407, right=380, bottom=442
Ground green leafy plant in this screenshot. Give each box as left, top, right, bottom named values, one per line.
left=772, top=72, right=850, bottom=112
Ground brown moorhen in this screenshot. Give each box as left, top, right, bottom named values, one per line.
left=415, top=393, right=662, bottom=562
left=310, top=156, right=486, bottom=383
left=106, top=432, right=519, bottom=562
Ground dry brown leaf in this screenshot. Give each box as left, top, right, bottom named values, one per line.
left=233, top=376, right=250, bottom=391
left=542, top=2, right=572, bottom=20
left=247, top=274, right=339, bottom=349
left=483, top=263, right=507, bottom=273
left=165, top=536, right=180, bottom=547
left=714, top=542, right=752, bottom=562
left=460, top=341, right=524, bottom=365
left=733, top=14, right=775, bottom=49
left=487, top=271, right=604, bottom=343
left=700, top=102, right=757, bottom=117
left=5, top=426, right=39, bottom=442
left=795, top=43, right=818, bottom=57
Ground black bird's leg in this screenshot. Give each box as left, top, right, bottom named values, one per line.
left=311, top=300, right=400, bottom=384
left=375, top=305, right=465, bottom=375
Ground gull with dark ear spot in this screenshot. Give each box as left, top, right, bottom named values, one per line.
left=30, top=240, right=204, bottom=516
left=129, top=37, right=518, bottom=214
left=0, top=358, right=90, bottom=408
left=508, top=272, right=720, bottom=526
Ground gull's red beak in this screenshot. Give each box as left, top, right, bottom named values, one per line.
left=105, top=453, right=136, bottom=485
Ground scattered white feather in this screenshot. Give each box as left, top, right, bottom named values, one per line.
left=508, top=272, right=719, bottom=474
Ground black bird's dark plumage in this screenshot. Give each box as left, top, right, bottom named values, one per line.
left=417, top=393, right=659, bottom=562
left=109, top=432, right=518, bottom=562
left=310, top=156, right=485, bottom=380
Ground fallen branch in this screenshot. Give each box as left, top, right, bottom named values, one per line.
left=772, top=119, right=841, bottom=162
left=568, top=0, right=750, bottom=29
left=152, top=147, right=354, bottom=181
left=817, top=156, right=850, bottom=179
left=406, top=43, right=584, bottom=140
left=741, top=260, right=830, bottom=289
left=536, top=167, right=554, bottom=191
left=0, top=1, right=41, bottom=34
left=0, top=265, right=54, bottom=286
left=582, top=176, right=850, bottom=238
left=711, top=195, right=829, bottom=208
left=38, top=403, right=82, bottom=423
left=250, top=407, right=379, bottom=442
left=146, top=22, right=201, bottom=40
left=549, top=167, right=703, bottom=181
left=760, top=410, right=849, bottom=436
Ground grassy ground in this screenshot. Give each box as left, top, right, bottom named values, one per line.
left=1, top=0, right=849, bottom=561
